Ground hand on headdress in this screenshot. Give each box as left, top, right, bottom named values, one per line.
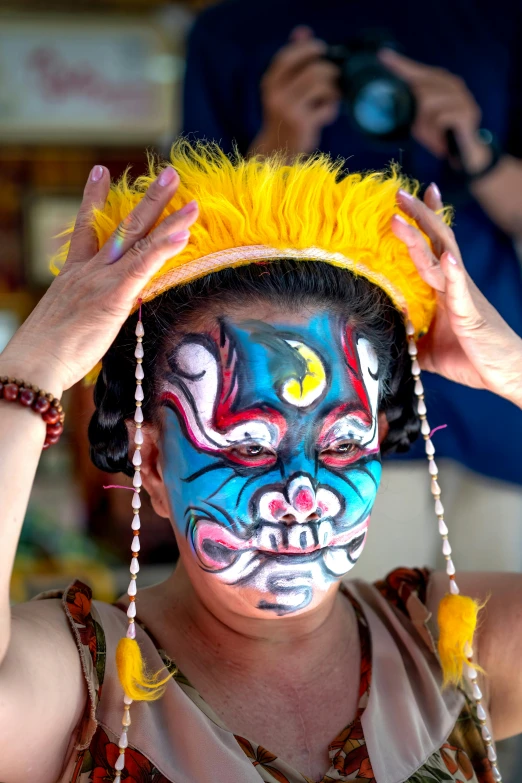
left=392, top=187, right=522, bottom=409
left=1, top=166, right=198, bottom=395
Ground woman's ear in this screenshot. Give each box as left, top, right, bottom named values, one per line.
left=127, top=421, right=171, bottom=519
left=378, top=411, right=389, bottom=443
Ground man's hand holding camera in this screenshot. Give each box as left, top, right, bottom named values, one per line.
left=379, top=48, right=492, bottom=175
left=248, top=26, right=341, bottom=158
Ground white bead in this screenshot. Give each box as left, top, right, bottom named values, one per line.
left=417, top=399, right=427, bottom=416
left=135, top=363, right=144, bottom=380
left=136, top=321, right=144, bottom=337
left=414, top=379, right=424, bottom=396
left=421, top=419, right=430, bottom=436
left=428, top=459, right=438, bottom=476
left=134, top=428, right=144, bottom=445
left=435, top=499, right=444, bottom=516
left=131, top=536, right=141, bottom=552
left=131, top=492, right=141, bottom=509
left=431, top=479, right=441, bottom=495
left=124, top=694, right=133, bottom=705
left=438, top=518, right=448, bottom=536
left=476, top=703, right=487, bottom=721
left=132, top=450, right=142, bottom=467
left=442, top=539, right=452, bottom=556
left=425, top=438, right=435, bottom=456
left=449, top=580, right=460, bottom=595
left=487, top=746, right=497, bottom=762
left=133, top=471, right=142, bottom=488
left=408, top=340, right=418, bottom=357
left=492, top=766, right=501, bottom=782
left=126, top=622, right=136, bottom=639
left=119, top=732, right=129, bottom=749
left=482, top=725, right=492, bottom=742
left=131, top=514, right=141, bottom=531
left=411, top=359, right=421, bottom=375
left=446, top=558, right=456, bottom=576
left=135, top=385, right=144, bottom=402
left=128, top=579, right=137, bottom=597
left=466, top=664, right=478, bottom=681
left=134, top=342, right=144, bottom=359
left=472, top=682, right=482, bottom=700
left=115, top=753, right=126, bottom=771
left=130, top=557, right=140, bottom=574
left=134, top=406, right=143, bottom=424
left=406, top=320, right=415, bottom=336
left=464, top=641, right=473, bottom=658
left=114, top=776, right=121, bottom=783
left=127, top=602, right=136, bottom=619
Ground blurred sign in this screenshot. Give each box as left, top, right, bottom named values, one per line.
left=0, top=16, right=181, bottom=143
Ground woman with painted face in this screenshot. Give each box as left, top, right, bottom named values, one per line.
left=0, top=143, right=521, bottom=783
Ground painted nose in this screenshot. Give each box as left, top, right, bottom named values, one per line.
left=283, top=477, right=319, bottom=523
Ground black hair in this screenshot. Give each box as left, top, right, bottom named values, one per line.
left=88, top=260, right=419, bottom=476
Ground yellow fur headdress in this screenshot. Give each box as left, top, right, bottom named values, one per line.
left=53, top=140, right=447, bottom=337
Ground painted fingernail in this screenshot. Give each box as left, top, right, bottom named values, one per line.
left=177, top=200, right=198, bottom=216
left=398, top=188, right=414, bottom=200
left=169, top=229, right=190, bottom=243
left=447, top=253, right=458, bottom=266
left=158, top=167, right=177, bottom=187
left=430, top=182, right=442, bottom=201
left=394, top=214, right=409, bottom=225
left=90, top=165, right=104, bottom=182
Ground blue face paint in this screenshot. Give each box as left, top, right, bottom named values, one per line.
left=161, top=312, right=382, bottom=615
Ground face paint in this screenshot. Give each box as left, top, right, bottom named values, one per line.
left=161, top=312, right=382, bottom=615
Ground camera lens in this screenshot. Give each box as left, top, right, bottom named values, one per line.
left=352, top=76, right=415, bottom=138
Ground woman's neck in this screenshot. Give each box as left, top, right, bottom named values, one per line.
left=153, top=564, right=357, bottom=679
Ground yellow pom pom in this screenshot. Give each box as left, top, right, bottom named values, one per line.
left=437, top=593, right=484, bottom=689
left=116, top=637, right=172, bottom=701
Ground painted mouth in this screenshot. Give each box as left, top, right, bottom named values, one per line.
left=192, top=517, right=369, bottom=571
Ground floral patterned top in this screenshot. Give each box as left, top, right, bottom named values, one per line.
left=40, top=568, right=497, bottom=783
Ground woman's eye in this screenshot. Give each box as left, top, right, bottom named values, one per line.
left=226, top=442, right=277, bottom=464
left=320, top=441, right=361, bottom=465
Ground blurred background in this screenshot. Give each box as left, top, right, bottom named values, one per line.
left=1, top=0, right=521, bottom=774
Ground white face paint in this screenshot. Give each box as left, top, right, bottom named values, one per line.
left=161, top=313, right=382, bottom=616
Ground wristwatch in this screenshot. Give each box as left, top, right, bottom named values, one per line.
left=464, top=129, right=504, bottom=184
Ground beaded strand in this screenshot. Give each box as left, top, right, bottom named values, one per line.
left=406, top=320, right=502, bottom=783
left=113, top=313, right=145, bottom=783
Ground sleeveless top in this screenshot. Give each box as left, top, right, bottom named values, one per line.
left=35, top=567, right=497, bottom=783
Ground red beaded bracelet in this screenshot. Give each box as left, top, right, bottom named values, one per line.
left=0, top=376, right=65, bottom=449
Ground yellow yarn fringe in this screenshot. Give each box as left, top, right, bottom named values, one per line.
left=51, top=139, right=452, bottom=338
left=116, top=637, right=172, bottom=701
left=437, top=593, right=485, bottom=689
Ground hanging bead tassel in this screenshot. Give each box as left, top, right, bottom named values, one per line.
left=406, top=319, right=501, bottom=782
left=112, top=307, right=171, bottom=783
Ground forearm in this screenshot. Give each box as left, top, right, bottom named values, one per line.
left=469, top=155, right=522, bottom=239
left=0, top=351, right=64, bottom=663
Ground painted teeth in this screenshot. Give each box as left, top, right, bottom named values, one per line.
left=323, top=547, right=351, bottom=575
left=288, top=524, right=313, bottom=550
left=318, top=520, right=333, bottom=547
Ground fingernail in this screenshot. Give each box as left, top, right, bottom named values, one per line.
left=169, top=229, right=190, bottom=244
left=90, top=165, right=104, bottom=182
left=158, top=167, right=177, bottom=187
left=430, top=182, right=442, bottom=201
left=177, top=200, right=198, bottom=216
left=394, top=214, right=409, bottom=225
left=398, top=188, right=414, bottom=200
left=447, top=253, right=458, bottom=266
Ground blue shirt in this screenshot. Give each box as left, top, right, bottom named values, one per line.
left=182, top=0, right=522, bottom=484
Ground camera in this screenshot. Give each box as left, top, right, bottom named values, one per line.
left=325, top=32, right=416, bottom=141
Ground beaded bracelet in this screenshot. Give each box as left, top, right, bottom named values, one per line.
left=0, top=376, right=65, bottom=449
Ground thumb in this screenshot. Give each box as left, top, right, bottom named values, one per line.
left=440, top=251, right=486, bottom=330
left=289, top=25, right=314, bottom=43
